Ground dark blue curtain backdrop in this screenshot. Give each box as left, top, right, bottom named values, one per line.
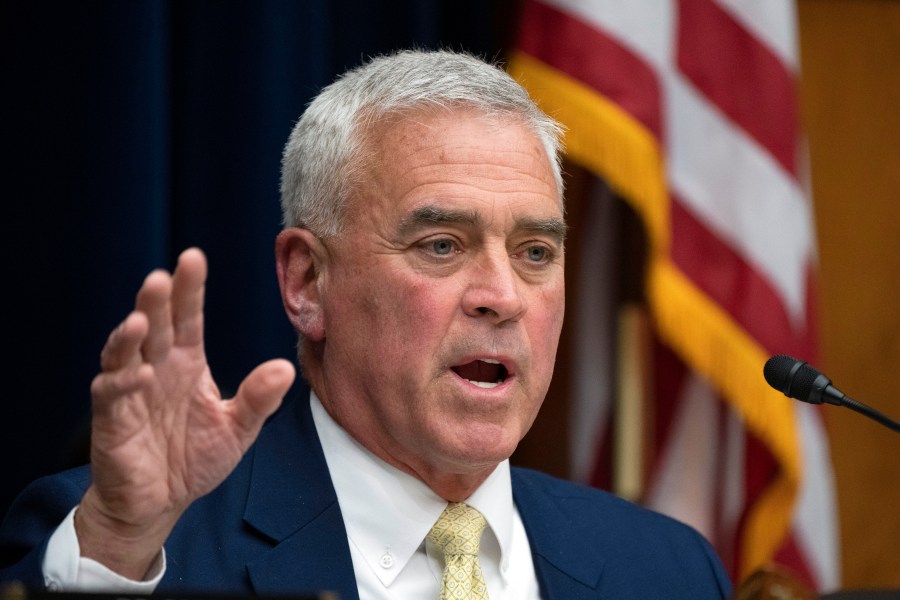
left=2, top=1, right=517, bottom=517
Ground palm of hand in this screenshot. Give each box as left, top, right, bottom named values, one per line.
left=81, top=249, right=294, bottom=547
left=90, top=345, right=243, bottom=526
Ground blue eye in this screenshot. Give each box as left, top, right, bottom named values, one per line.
left=527, top=246, right=548, bottom=262
left=431, top=239, right=454, bottom=255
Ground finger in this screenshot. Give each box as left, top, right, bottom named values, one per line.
left=90, top=363, right=155, bottom=415
left=100, top=312, right=150, bottom=372
left=135, top=269, right=174, bottom=363
left=171, top=248, right=207, bottom=348
left=228, top=359, right=296, bottom=437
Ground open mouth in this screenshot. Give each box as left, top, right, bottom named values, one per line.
left=451, top=359, right=509, bottom=389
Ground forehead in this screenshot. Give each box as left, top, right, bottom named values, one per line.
left=351, top=108, right=562, bottom=226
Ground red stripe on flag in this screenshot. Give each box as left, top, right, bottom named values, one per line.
left=676, top=0, right=799, bottom=175
left=735, top=441, right=818, bottom=589
left=516, top=0, right=664, bottom=139
left=650, top=340, right=690, bottom=468
left=587, top=410, right=616, bottom=492
left=669, top=196, right=813, bottom=358
left=774, top=531, right=819, bottom=590
left=735, top=433, right=781, bottom=576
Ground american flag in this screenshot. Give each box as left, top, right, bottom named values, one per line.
left=511, top=0, right=839, bottom=590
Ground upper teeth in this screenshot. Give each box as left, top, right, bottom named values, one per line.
left=482, top=359, right=500, bottom=364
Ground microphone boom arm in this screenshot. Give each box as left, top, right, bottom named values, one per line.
left=840, top=395, right=900, bottom=432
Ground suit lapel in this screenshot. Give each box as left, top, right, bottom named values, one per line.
left=242, top=397, right=360, bottom=600
left=237, top=400, right=608, bottom=600
left=513, top=469, right=606, bottom=599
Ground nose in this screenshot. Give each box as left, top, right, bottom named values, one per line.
left=462, top=250, right=526, bottom=323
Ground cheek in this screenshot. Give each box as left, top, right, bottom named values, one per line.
left=357, top=273, right=458, bottom=356
left=533, top=284, right=565, bottom=342
left=526, top=284, right=565, bottom=380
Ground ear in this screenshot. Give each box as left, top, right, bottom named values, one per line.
left=275, top=228, right=326, bottom=342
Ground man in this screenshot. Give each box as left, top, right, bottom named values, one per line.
left=1, top=50, right=732, bottom=599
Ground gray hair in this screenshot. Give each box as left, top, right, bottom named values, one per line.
left=279, top=49, right=565, bottom=236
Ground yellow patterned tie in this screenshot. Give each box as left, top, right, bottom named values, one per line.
left=428, top=502, right=490, bottom=600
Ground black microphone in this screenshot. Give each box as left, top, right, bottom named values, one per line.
left=763, top=355, right=900, bottom=432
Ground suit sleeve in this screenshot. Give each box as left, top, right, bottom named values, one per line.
left=0, top=468, right=91, bottom=589
left=685, top=521, right=734, bottom=599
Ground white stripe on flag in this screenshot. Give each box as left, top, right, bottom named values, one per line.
left=716, top=0, right=799, bottom=70
left=548, top=0, right=675, bottom=70
left=793, top=402, right=841, bottom=590
left=645, top=373, right=720, bottom=540
left=666, top=73, right=813, bottom=322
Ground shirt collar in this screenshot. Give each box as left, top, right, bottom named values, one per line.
left=310, top=393, right=515, bottom=586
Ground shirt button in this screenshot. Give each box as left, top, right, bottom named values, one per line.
left=379, top=553, right=395, bottom=569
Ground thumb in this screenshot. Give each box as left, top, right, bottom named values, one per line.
left=230, top=359, right=296, bottom=434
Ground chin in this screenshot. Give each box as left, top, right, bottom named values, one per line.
left=443, top=424, right=521, bottom=469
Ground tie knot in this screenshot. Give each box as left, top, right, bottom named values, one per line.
left=428, top=502, right=487, bottom=557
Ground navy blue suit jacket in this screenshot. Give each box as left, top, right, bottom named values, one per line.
left=1, top=396, right=732, bottom=599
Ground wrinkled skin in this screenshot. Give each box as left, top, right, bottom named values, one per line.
left=277, top=109, right=566, bottom=500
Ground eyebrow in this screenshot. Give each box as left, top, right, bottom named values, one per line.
left=398, top=205, right=567, bottom=244
left=518, top=217, right=568, bottom=244
left=398, top=206, right=482, bottom=237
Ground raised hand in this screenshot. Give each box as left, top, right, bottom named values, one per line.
left=74, top=248, right=295, bottom=579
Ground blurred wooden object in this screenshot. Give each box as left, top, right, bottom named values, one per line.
left=821, top=592, right=900, bottom=600
left=613, top=303, right=652, bottom=501
left=0, top=582, right=26, bottom=600
left=733, top=566, right=817, bottom=600
left=798, top=0, right=900, bottom=588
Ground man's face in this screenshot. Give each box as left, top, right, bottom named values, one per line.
left=317, top=109, right=565, bottom=485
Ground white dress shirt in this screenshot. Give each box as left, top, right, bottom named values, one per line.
left=42, top=393, right=542, bottom=599
left=43, top=508, right=164, bottom=592
left=310, top=394, right=541, bottom=599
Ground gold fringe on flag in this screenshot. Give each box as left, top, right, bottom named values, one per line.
left=509, top=51, right=802, bottom=580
